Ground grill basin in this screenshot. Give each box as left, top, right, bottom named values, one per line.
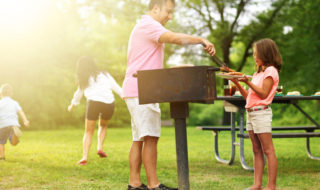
left=137, top=66, right=218, bottom=104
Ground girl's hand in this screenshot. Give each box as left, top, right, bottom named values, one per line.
left=227, top=78, right=248, bottom=98
left=237, top=75, right=250, bottom=83
left=227, top=78, right=239, bottom=85
left=230, top=78, right=238, bottom=83
left=24, top=120, right=30, bottom=127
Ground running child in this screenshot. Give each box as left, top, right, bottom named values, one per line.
left=0, top=84, right=30, bottom=161
left=68, top=56, right=122, bottom=165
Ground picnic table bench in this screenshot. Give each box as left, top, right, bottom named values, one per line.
left=197, top=95, right=320, bottom=171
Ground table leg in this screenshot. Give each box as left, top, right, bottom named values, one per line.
left=214, top=112, right=236, bottom=165
left=306, top=137, right=320, bottom=160
left=292, top=103, right=320, bottom=127
left=239, top=108, right=254, bottom=171
left=292, top=102, right=320, bottom=160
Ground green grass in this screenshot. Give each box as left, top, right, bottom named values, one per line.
left=0, top=127, right=320, bottom=190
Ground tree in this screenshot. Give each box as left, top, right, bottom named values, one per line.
left=277, top=0, right=320, bottom=94
left=176, top=0, right=290, bottom=124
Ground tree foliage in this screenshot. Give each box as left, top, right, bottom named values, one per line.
left=0, top=0, right=319, bottom=129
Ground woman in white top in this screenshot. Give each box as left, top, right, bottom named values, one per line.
left=68, top=56, right=122, bottom=165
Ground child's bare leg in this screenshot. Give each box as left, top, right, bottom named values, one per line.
left=79, top=119, right=96, bottom=162
left=248, top=131, right=263, bottom=190
left=0, top=144, right=5, bottom=158
left=11, top=134, right=19, bottom=146
left=97, top=119, right=108, bottom=151
left=258, top=133, right=277, bottom=190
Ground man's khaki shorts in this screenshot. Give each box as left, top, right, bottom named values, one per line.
left=246, top=107, right=272, bottom=134
left=125, top=98, right=161, bottom=141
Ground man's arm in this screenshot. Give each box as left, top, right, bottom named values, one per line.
left=158, top=31, right=216, bottom=56
left=18, top=110, right=30, bottom=127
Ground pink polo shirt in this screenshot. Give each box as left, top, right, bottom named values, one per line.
left=246, top=66, right=279, bottom=108
left=122, top=15, right=169, bottom=98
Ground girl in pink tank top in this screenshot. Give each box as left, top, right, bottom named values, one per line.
left=230, top=38, right=282, bottom=190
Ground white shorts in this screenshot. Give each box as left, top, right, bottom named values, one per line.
left=125, top=98, right=161, bottom=141
left=246, top=107, right=272, bottom=134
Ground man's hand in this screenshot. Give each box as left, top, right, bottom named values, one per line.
left=201, top=39, right=216, bottom=56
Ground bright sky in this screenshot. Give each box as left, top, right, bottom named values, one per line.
left=0, top=0, right=50, bottom=31
left=0, top=0, right=58, bottom=64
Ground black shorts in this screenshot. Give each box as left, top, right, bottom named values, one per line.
left=86, top=100, right=115, bottom=120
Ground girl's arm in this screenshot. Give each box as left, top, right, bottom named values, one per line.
left=68, top=88, right=83, bottom=112
left=107, top=74, right=123, bottom=98
left=231, top=79, right=248, bottom=99
left=18, top=110, right=30, bottom=127
left=240, top=76, right=274, bottom=99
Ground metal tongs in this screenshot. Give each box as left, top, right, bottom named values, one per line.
left=200, top=42, right=235, bottom=72
left=209, top=55, right=236, bottom=73
left=212, top=55, right=235, bottom=72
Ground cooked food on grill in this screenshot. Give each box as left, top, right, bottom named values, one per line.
left=287, top=91, right=300, bottom=96
left=220, top=66, right=236, bottom=72
left=217, top=71, right=251, bottom=79
left=225, top=72, right=244, bottom=76
left=315, top=92, right=320, bottom=96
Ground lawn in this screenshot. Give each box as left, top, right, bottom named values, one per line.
left=0, top=127, right=319, bottom=190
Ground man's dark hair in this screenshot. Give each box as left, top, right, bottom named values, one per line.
left=148, top=0, right=175, bottom=10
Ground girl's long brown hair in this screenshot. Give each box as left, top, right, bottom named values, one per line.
left=254, top=38, right=282, bottom=73
left=76, top=56, right=100, bottom=90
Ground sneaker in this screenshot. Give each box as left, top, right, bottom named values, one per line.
left=128, top=184, right=148, bottom=190
left=149, top=184, right=178, bottom=190
left=12, top=126, right=22, bottom=137
left=0, top=157, right=5, bottom=161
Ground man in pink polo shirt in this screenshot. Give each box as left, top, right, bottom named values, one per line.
left=123, top=0, right=216, bottom=189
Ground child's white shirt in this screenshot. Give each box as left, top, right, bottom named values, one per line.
left=71, top=72, right=122, bottom=105
left=0, top=97, right=22, bottom=128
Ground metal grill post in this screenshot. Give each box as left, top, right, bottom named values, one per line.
left=170, top=102, right=190, bottom=190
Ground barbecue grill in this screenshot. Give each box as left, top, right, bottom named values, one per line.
left=137, top=66, right=220, bottom=190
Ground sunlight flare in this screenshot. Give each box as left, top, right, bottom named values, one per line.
left=0, top=0, right=49, bottom=31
